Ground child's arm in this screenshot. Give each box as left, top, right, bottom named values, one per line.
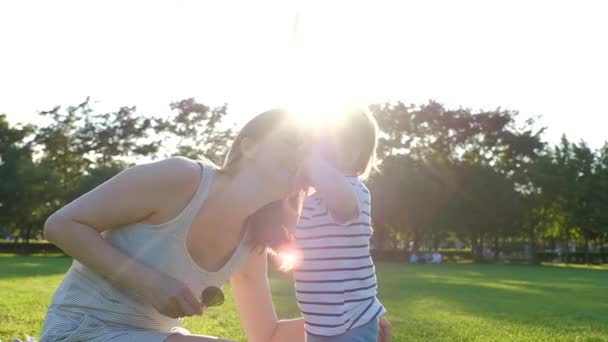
left=303, top=153, right=358, bottom=222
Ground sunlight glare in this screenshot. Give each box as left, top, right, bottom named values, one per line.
left=277, top=247, right=302, bottom=272
left=270, top=3, right=367, bottom=129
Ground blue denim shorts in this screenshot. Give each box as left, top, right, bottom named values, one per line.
left=306, top=318, right=379, bottom=342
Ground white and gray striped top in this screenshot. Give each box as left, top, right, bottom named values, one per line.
left=294, top=177, right=385, bottom=337
left=48, top=163, right=251, bottom=331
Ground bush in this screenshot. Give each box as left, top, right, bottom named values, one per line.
left=371, top=250, right=407, bottom=262
left=536, top=251, right=608, bottom=264
left=370, top=249, right=472, bottom=263
left=0, top=241, right=62, bottom=254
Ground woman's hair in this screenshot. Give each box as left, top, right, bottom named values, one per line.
left=221, top=108, right=293, bottom=174
left=335, top=106, right=379, bottom=180
left=246, top=198, right=295, bottom=254
left=216, top=109, right=303, bottom=253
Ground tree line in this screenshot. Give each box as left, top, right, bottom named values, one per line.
left=1, top=99, right=606, bottom=263
left=0, top=98, right=234, bottom=245
left=367, top=102, right=607, bottom=263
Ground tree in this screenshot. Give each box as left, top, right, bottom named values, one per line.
left=369, top=101, right=543, bottom=261
left=371, top=101, right=545, bottom=172
left=3, top=98, right=236, bottom=243
left=0, top=114, right=42, bottom=243
left=569, top=141, right=600, bottom=262
left=38, top=98, right=160, bottom=166
left=154, top=98, right=235, bottom=165
left=595, top=143, right=608, bottom=259
left=524, top=136, right=608, bottom=263
left=521, top=151, right=564, bottom=263
left=369, top=155, right=430, bottom=251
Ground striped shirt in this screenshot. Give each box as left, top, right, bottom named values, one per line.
left=295, top=177, right=385, bottom=337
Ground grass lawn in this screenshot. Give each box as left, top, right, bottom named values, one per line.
left=1, top=254, right=607, bottom=341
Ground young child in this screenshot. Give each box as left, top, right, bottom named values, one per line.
left=294, top=106, right=388, bottom=342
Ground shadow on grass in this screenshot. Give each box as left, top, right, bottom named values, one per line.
left=0, top=254, right=71, bottom=279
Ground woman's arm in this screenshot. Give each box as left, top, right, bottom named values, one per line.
left=231, top=251, right=304, bottom=342
left=44, top=157, right=203, bottom=318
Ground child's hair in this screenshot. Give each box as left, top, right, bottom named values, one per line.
left=334, top=106, right=379, bottom=180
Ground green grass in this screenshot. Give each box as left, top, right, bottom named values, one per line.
left=1, top=254, right=607, bottom=341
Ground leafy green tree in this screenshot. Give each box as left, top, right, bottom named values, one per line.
left=596, top=143, right=608, bottom=257
left=369, top=101, right=543, bottom=261
left=0, top=114, right=42, bottom=242
left=38, top=98, right=159, bottom=166
left=6, top=98, right=235, bottom=243
left=568, top=141, right=600, bottom=262
left=154, top=98, right=235, bottom=164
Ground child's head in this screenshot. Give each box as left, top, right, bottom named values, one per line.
left=321, top=106, right=379, bottom=180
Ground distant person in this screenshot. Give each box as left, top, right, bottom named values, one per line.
left=424, top=252, right=433, bottom=264
left=431, top=251, right=442, bottom=264
left=483, top=247, right=493, bottom=260
left=409, top=252, right=419, bottom=264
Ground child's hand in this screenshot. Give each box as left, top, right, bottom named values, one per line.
left=281, top=188, right=307, bottom=235
left=301, top=150, right=359, bottom=222
left=378, top=317, right=392, bottom=342
left=301, top=151, right=321, bottom=179
left=308, top=124, right=336, bottom=166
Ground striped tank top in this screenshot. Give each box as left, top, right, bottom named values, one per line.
left=48, top=163, right=251, bottom=331
left=294, top=177, right=385, bottom=337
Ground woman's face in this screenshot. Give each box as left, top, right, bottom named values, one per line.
left=249, top=121, right=307, bottom=198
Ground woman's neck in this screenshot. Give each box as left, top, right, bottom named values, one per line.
left=205, top=169, right=276, bottom=225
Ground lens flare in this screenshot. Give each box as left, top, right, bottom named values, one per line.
left=276, top=247, right=302, bottom=272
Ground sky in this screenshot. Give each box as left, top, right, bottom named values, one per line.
left=1, top=0, right=606, bottom=148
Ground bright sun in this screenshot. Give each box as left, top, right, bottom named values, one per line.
left=272, top=9, right=363, bottom=128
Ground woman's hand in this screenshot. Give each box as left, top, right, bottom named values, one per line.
left=142, top=271, right=202, bottom=319
left=378, top=317, right=392, bottom=342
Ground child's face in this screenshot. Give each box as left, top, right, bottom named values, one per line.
left=314, top=122, right=357, bottom=173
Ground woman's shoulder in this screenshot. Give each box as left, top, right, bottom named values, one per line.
left=163, top=155, right=220, bottom=172
left=132, top=156, right=203, bottom=191
left=157, top=156, right=202, bottom=172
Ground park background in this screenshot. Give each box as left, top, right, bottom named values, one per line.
left=1, top=0, right=607, bottom=341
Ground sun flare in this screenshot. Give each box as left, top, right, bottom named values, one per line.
left=274, top=10, right=365, bottom=128
left=277, top=248, right=302, bottom=272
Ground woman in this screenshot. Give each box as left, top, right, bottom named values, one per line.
left=39, top=109, right=309, bottom=341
